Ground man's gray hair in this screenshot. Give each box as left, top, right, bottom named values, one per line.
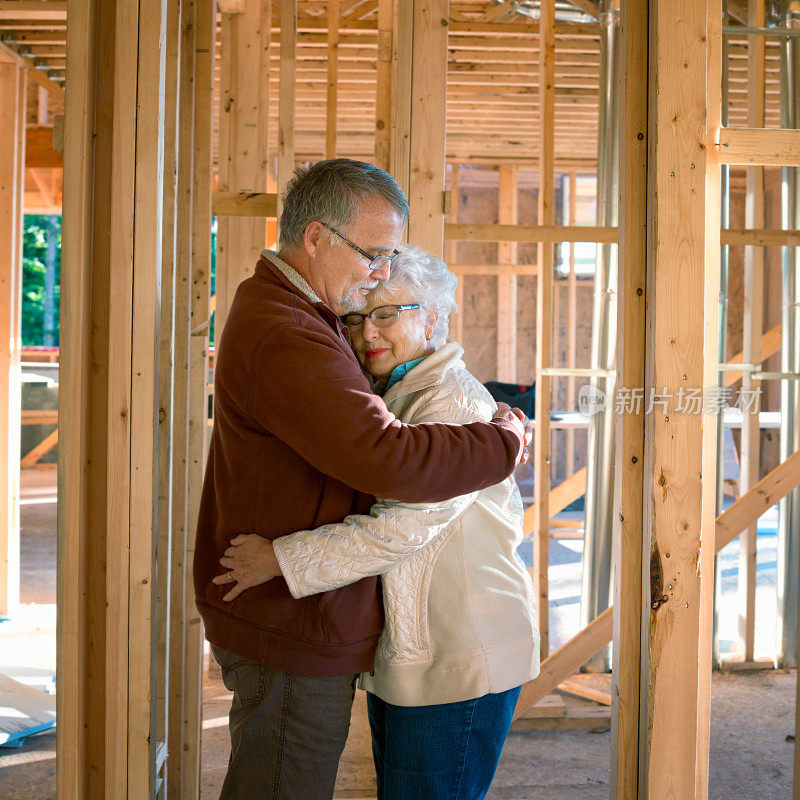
left=279, top=159, right=410, bottom=248
left=379, top=246, right=459, bottom=348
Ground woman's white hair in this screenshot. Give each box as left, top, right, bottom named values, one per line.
left=377, top=246, right=459, bottom=348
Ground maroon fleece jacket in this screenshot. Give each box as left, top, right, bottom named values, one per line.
left=193, top=255, right=523, bottom=675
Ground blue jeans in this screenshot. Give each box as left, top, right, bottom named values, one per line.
left=366, top=687, right=521, bottom=800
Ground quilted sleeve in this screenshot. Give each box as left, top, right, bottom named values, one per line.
left=272, top=383, right=490, bottom=598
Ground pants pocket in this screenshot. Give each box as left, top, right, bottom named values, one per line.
left=211, top=643, right=268, bottom=709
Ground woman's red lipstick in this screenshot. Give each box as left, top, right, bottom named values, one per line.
left=365, top=348, right=388, bottom=358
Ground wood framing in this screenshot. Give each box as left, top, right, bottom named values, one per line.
left=325, top=0, right=339, bottom=158
left=533, top=0, right=555, bottom=661
left=611, top=0, right=647, bottom=796
left=719, top=127, right=800, bottom=166
left=374, top=0, right=393, bottom=171
left=644, top=2, right=721, bottom=796
left=737, top=0, right=766, bottom=664
left=58, top=0, right=175, bottom=794
left=216, top=0, right=270, bottom=336
left=406, top=0, right=448, bottom=256
left=0, top=52, right=24, bottom=620
left=497, top=164, right=518, bottom=381
left=276, top=0, right=297, bottom=218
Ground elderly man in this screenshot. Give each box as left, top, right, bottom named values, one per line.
left=194, top=159, right=529, bottom=800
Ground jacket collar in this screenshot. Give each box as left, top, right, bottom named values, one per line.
left=258, top=249, right=323, bottom=305
left=382, top=342, right=466, bottom=404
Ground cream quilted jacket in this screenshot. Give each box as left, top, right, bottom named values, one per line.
left=272, top=343, right=540, bottom=706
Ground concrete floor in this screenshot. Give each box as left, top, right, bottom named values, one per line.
left=0, top=469, right=797, bottom=799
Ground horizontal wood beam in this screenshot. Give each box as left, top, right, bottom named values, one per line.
left=445, top=223, right=617, bottom=243
left=719, top=127, right=800, bottom=165
left=211, top=191, right=277, bottom=217
left=0, top=1, right=67, bottom=20
left=721, top=227, right=800, bottom=246
left=25, top=125, right=61, bottom=167
left=217, top=0, right=245, bottom=11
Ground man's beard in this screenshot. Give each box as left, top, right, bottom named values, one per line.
left=339, top=280, right=379, bottom=313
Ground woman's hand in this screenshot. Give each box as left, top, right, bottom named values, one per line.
left=213, top=534, right=281, bottom=602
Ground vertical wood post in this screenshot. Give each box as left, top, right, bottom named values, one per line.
left=276, top=0, right=297, bottom=220
left=644, top=2, right=721, bottom=798
left=216, top=0, right=270, bottom=337
left=610, top=1, right=647, bottom=796
left=325, top=0, right=339, bottom=159
left=497, top=164, right=518, bottom=382
left=406, top=0, right=448, bottom=257
left=567, top=169, right=577, bottom=475
left=58, top=0, right=175, bottom=796
left=0, top=54, right=25, bottom=620
left=449, top=163, right=464, bottom=344
left=375, top=0, right=394, bottom=172
left=533, top=0, right=555, bottom=661
left=167, top=0, right=197, bottom=794
left=183, top=0, right=217, bottom=795
left=738, top=0, right=765, bottom=663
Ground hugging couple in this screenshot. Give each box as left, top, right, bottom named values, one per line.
left=194, top=158, right=540, bottom=800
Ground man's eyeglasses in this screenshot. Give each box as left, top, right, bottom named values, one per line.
left=320, top=222, right=400, bottom=272
left=341, top=304, right=420, bottom=329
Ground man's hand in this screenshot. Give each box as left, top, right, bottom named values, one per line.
left=492, top=402, right=533, bottom=465
left=213, top=534, right=281, bottom=602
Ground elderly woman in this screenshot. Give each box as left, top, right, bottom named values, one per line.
left=214, top=247, right=539, bottom=800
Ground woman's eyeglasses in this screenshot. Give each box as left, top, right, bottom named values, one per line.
left=320, top=222, right=400, bottom=272
left=341, top=304, right=420, bottom=329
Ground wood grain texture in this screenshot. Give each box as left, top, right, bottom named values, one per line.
left=497, top=164, right=518, bottom=381
left=533, top=0, right=555, bottom=661
left=0, top=59, right=23, bottom=621
left=277, top=0, right=297, bottom=219
left=738, top=0, right=765, bottom=664
left=216, top=0, right=270, bottom=337
left=407, top=0, right=448, bottom=256
left=719, top=127, right=800, bottom=165
left=611, top=1, right=647, bottom=796
left=645, top=2, right=720, bottom=797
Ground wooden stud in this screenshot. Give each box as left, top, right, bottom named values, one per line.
left=166, top=0, right=197, bottom=794
left=57, top=0, right=178, bottom=795
left=609, top=1, right=648, bottom=797
left=277, top=0, right=297, bottom=219
left=389, top=0, right=412, bottom=200
left=497, top=164, right=518, bottom=382
left=644, top=2, right=721, bottom=796
left=737, top=0, right=766, bottom=665
left=374, top=0, right=393, bottom=171
left=406, top=0, right=448, bottom=256
left=566, top=169, right=577, bottom=476
left=325, top=0, right=339, bottom=158
left=533, top=0, right=555, bottom=661
left=183, top=0, right=217, bottom=794
left=128, top=0, right=169, bottom=791
left=448, top=163, right=464, bottom=344
left=216, top=0, right=271, bottom=337
left=0, top=56, right=23, bottom=621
